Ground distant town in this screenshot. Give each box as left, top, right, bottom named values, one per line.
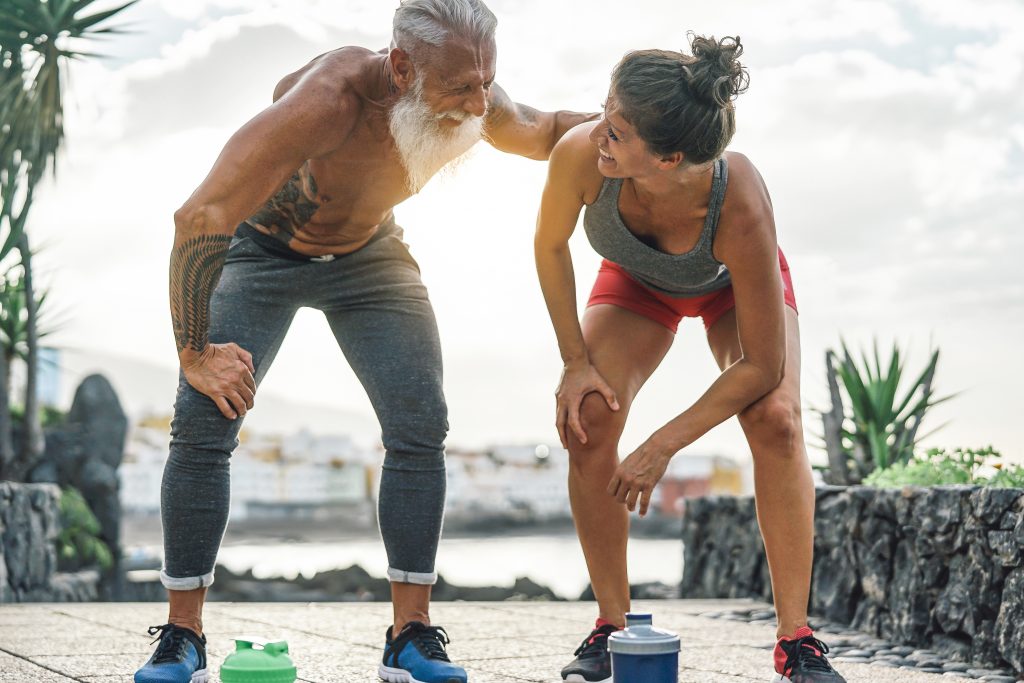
left=121, top=414, right=750, bottom=527
left=18, top=347, right=753, bottom=530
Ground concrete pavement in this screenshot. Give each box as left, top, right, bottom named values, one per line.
left=0, top=599, right=998, bottom=682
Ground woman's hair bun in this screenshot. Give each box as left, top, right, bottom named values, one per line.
left=685, top=34, right=749, bottom=107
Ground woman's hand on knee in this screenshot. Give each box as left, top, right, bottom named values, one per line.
left=182, top=342, right=257, bottom=420
left=555, top=361, right=619, bottom=447
left=607, top=438, right=673, bottom=516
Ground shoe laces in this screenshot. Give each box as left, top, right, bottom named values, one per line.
left=147, top=624, right=189, bottom=665
left=573, top=624, right=617, bottom=659
left=781, top=634, right=834, bottom=676
left=395, top=622, right=452, bottom=662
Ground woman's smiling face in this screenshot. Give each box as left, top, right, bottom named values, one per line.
left=589, top=92, right=659, bottom=179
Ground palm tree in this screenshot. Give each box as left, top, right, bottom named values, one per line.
left=0, top=266, right=57, bottom=392
left=0, top=0, right=136, bottom=479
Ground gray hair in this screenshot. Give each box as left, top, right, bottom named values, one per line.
left=392, top=0, right=497, bottom=56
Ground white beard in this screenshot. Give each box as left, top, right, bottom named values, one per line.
left=388, top=76, right=484, bottom=194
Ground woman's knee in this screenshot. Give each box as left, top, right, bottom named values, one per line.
left=740, top=393, right=803, bottom=456
left=568, top=392, right=626, bottom=463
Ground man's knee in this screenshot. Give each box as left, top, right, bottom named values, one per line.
left=381, top=397, right=448, bottom=470
left=169, top=381, right=241, bottom=460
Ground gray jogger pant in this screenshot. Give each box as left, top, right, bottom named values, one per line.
left=160, top=217, right=447, bottom=589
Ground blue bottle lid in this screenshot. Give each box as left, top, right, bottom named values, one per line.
left=608, top=613, right=680, bottom=656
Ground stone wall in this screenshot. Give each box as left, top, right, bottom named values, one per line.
left=29, top=374, right=128, bottom=599
left=680, top=486, right=1024, bottom=673
left=0, top=482, right=100, bottom=602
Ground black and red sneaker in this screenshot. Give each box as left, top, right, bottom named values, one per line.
left=561, top=621, right=618, bottom=683
left=772, top=627, right=847, bottom=682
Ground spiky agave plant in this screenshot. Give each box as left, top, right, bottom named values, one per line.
left=819, top=340, right=954, bottom=484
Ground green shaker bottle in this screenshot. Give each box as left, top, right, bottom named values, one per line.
left=220, top=637, right=297, bottom=683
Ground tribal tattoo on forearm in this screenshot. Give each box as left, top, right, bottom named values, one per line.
left=170, top=234, right=233, bottom=352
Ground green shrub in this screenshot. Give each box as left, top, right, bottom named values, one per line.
left=57, top=487, right=113, bottom=571
left=987, top=464, right=1024, bottom=488
left=863, top=446, right=1023, bottom=488
left=41, top=405, right=66, bottom=428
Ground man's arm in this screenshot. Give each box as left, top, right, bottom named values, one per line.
left=171, top=67, right=356, bottom=418
left=484, top=83, right=598, bottom=161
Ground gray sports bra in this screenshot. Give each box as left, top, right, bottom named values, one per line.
left=583, top=156, right=732, bottom=297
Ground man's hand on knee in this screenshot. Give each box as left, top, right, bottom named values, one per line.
left=182, top=342, right=256, bottom=419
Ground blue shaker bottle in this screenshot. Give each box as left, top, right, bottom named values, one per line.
left=608, top=613, right=680, bottom=683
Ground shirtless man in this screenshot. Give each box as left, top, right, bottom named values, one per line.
left=133, top=2, right=594, bottom=682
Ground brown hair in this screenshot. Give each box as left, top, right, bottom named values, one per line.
left=610, top=34, right=749, bottom=164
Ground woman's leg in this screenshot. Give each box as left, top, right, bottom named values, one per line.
left=569, top=304, right=675, bottom=626
left=706, top=307, right=814, bottom=638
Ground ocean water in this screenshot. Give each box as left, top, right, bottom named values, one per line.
left=208, top=534, right=682, bottom=599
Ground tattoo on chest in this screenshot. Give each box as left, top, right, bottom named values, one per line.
left=170, top=234, right=232, bottom=352
left=248, top=170, right=321, bottom=243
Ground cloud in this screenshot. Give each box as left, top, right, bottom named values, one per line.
left=118, top=22, right=384, bottom=140
left=153, top=0, right=266, bottom=22
left=770, top=0, right=912, bottom=47
left=906, top=0, right=1024, bottom=32
left=730, top=10, right=1024, bottom=329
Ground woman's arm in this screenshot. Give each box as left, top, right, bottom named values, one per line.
left=608, top=155, right=786, bottom=513
left=534, top=125, right=620, bottom=446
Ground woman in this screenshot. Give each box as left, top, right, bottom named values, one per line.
left=535, top=35, right=845, bottom=683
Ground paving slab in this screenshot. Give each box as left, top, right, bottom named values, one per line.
left=0, top=650, right=78, bottom=682
left=2, top=600, right=1019, bottom=682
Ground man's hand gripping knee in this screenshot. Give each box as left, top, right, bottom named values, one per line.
left=182, top=343, right=256, bottom=420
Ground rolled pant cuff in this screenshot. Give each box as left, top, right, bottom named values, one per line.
left=160, top=569, right=215, bottom=590
left=387, top=567, right=437, bottom=585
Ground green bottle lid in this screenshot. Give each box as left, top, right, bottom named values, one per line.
left=220, top=637, right=297, bottom=683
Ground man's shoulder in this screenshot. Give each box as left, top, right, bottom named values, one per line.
left=275, top=46, right=379, bottom=108
left=310, top=45, right=380, bottom=74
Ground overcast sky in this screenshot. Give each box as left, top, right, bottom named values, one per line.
left=30, top=0, right=1024, bottom=463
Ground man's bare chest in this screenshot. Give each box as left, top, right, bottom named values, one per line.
left=305, top=145, right=411, bottom=218
left=247, top=129, right=411, bottom=240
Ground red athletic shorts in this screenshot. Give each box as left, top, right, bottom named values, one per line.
left=586, top=249, right=798, bottom=333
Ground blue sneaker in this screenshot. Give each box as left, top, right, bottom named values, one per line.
left=379, top=621, right=467, bottom=683
left=134, top=623, right=209, bottom=683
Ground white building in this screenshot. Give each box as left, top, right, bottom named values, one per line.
left=119, top=426, right=170, bottom=514
left=444, top=444, right=572, bottom=521
left=120, top=421, right=375, bottom=520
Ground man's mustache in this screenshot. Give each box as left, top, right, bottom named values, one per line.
left=436, top=107, right=487, bottom=123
